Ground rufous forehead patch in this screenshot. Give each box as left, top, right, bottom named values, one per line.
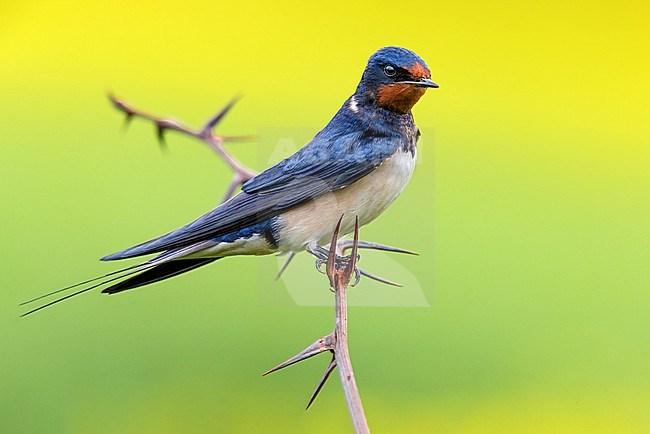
left=407, top=62, right=430, bottom=79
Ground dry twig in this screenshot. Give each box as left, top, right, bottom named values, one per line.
left=264, top=215, right=370, bottom=433
left=109, top=93, right=257, bottom=203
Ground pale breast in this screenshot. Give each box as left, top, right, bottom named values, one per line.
left=276, top=148, right=417, bottom=252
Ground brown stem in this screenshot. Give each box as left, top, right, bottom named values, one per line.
left=333, top=216, right=369, bottom=433
left=333, top=267, right=369, bottom=433
left=265, top=215, right=370, bottom=433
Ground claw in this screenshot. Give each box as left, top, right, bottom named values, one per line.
left=351, top=268, right=361, bottom=287
left=315, top=258, right=327, bottom=274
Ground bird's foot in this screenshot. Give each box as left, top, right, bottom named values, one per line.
left=308, top=243, right=361, bottom=286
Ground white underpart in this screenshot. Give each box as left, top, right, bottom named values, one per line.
left=184, top=234, right=275, bottom=259
left=148, top=240, right=219, bottom=264
left=348, top=96, right=359, bottom=113
left=276, top=148, right=417, bottom=252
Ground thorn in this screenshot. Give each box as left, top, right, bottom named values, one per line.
left=358, top=268, right=402, bottom=287
left=156, top=122, right=167, bottom=149
left=122, top=112, right=134, bottom=130
left=326, top=215, right=344, bottom=287
left=202, top=95, right=242, bottom=135
left=263, top=333, right=335, bottom=376
left=306, top=355, right=337, bottom=410
left=221, top=135, right=257, bottom=143
left=220, top=177, right=242, bottom=204
left=108, top=92, right=135, bottom=130
left=109, top=93, right=131, bottom=115
left=338, top=239, right=418, bottom=256
left=107, top=91, right=120, bottom=108
left=275, top=252, right=296, bottom=281
left=340, top=216, right=360, bottom=287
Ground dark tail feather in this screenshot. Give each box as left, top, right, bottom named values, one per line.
left=20, top=263, right=146, bottom=306
left=102, top=258, right=219, bottom=294
left=21, top=265, right=152, bottom=317
left=21, top=258, right=220, bottom=317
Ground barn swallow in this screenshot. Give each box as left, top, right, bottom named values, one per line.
left=22, top=46, right=438, bottom=315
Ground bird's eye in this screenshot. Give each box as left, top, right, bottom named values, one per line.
left=383, top=64, right=396, bottom=77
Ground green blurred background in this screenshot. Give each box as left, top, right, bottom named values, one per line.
left=2, top=1, right=649, bottom=432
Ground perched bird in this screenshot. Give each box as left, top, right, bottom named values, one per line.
left=23, top=46, right=438, bottom=315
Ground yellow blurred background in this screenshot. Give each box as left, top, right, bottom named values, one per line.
left=1, top=0, right=649, bottom=432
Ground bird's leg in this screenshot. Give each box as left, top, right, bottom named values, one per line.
left=306, top=242, right=330, bottom=261
left=305, top=241, right=331, bottom=275
left=277, top=238, right=418, bottom=286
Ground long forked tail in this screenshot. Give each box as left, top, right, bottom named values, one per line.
left=20, top=258, right=219, bottom=317
left=101, top=258, right=218, bottom=294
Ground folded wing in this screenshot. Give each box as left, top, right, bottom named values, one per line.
left=103, top=124, right=401, bottom=261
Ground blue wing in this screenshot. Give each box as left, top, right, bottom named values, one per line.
left=102, top=107, right=403, bottom=260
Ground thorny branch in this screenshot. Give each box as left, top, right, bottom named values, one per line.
left=109, top=93, right=257, bottom=203
left=264, top=215, right=370, bottom=434
left=109, top=94, right=417, bottom=287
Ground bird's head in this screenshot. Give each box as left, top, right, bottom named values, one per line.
left=356, top=46, right=438, bottom=114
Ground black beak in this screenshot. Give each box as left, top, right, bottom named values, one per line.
left=399, top=78, right=439, bottom=88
